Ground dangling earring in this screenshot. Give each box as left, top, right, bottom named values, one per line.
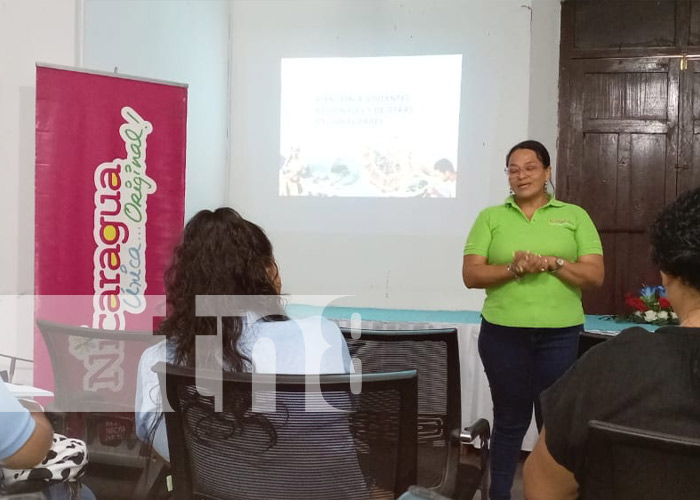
left=509, top=187, right=514, bottom=195
left=543, top=181, right=547, bottom=193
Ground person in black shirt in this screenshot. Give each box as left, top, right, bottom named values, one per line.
left=523, top=187, right=700, bottom=499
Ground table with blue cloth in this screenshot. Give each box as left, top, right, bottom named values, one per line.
left=579, top=314, right=657, bottom=355
left=286, top=304, right=657, bottom=451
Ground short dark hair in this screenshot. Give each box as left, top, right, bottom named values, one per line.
left=434, top=158, right=455, bottom=173
left=506, top=140, right=551, bottom=168
left=650, top=188, right=700, bottom=292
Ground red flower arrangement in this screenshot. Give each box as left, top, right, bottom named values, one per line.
left=619, top=286, right=678, bottom=325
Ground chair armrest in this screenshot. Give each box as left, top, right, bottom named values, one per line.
left=397, top=486, right=454, bottom=500
left=431, top=428, right=463, bottom=497
left=437, top=422, right=491, bottom=498
left=461, top=418, right=491, bottom=500
left=461, top=418, right=491, bottom=445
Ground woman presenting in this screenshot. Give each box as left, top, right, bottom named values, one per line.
left=462, top=140, right=604, bottom=500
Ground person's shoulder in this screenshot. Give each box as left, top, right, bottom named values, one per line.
left=255, top=316, right=340, bottom=336
left=282, top=315, right=339, bottom=328
left=591, top=326, right=650, bottom=347
left=551, top=199, right=590, bottom=216
left=142, top=338, right=168, bottom=354
left=656, top=325, right=700, bottom=336
left=644, top=325, right=700, bottom=350
left=577, top=327, right=655, bottom=369
left=138, top=339, right=169, bottom=367
left=293, top=316, right=343, bottom=338
left=613, top=325, right=655, bottom=339
left=543, top=328, right=656, bottom=421
left=473, top=203, right=511, bottom=224
left=481, top=202, right=510, bottom=215
left=611, top=325, right=692, bottom=346
left=249, top=317, right=298, bottom=338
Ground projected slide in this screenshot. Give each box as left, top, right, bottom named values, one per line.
left=279, top=55, right=462, bottom=198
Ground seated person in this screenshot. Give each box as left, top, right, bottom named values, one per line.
left=0, top=380, right=53, bottom=470
left=0, top=380, right=95, bottom=500
left=426, top=158, right=456, bottom=198
left=523, top=187, right=700, bottom=499
left=135, top=208, right=364, bottom=499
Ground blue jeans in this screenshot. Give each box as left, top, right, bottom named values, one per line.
left=478, top=318, right=581, bottom=500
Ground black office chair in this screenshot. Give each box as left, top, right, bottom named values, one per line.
left=581, top=420, right=700, bottom=500
left=36, top=319, right=168, bottom=500
left=155, top=362, right=419, bottom=500
left=340, top=327, right=490, bottom=500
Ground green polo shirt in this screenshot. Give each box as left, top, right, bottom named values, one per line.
left=464, top=196, right=603, bottom=328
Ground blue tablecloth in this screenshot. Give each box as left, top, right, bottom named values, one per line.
left=286, top=304, right=658, bottom=335
left=583, top=314, right=657, bottom=334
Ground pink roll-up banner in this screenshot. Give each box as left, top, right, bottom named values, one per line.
left=34, top=65, right=187, bottom=409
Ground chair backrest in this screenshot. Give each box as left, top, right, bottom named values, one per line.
left=0, top=353, right=33, bottom=383
left=35, top=319, right=165, bottom=499
left=36, top=319, right=161, bottom=410
left=340, top=327, right=460, bottom=489
left=156, top=362, right=418, bottom=500
left=582, top=420, right=700, bottom=500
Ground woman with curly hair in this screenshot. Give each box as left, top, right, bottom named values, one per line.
left=524, top=187, right=700, bottom=499
left=135, top=207, right=353, bottom=462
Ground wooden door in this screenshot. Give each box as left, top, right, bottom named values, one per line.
left=679, top=58, right=700, bottom=193
left=558, top=58, right=680, bottom=314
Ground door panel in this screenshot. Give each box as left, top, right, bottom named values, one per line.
left=578, top=134, right=618, bottom=227
left=559, top=0, right=700, bottom=316
left=690, top=1, right=700, bottom=46
left=583, top=71, right=669, bottom=119
left=678, top=59, right=700, bottom=193
left=560, top=58, right=679, bottom=314
left=572, top=0, right=677, bottom=50
left=627, top=133, right=669, bottom=229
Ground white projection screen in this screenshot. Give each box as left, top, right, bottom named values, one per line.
left=228, top=0, right=535, bottom=310
left=279, top=55, right=462, bottom=198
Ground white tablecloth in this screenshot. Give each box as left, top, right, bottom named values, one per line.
left=333, top=318, right=539, bottom=451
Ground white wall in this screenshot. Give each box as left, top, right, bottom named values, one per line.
left=82, top=0, right=231, bottom=220
left=0, top=0, right=231, bottom=373
left=529, top=0, right=561, bottom=172
left=228, top=0, right=561, bottom=311
left=0, top=0, right=78, bottom=296
left=0, top=0, right=79, bottom=379
left=0, top=0, right=561, bottom=370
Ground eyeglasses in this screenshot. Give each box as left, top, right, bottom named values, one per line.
left=505, top=165, right=542, bottom=177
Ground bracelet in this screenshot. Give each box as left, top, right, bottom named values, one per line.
left=506, top=263, right=523, bottom=281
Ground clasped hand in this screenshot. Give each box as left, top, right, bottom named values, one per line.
left=510, top=251, right=552, bottom=276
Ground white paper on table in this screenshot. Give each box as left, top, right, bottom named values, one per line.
left=5, top=382, right=53, bottom=398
